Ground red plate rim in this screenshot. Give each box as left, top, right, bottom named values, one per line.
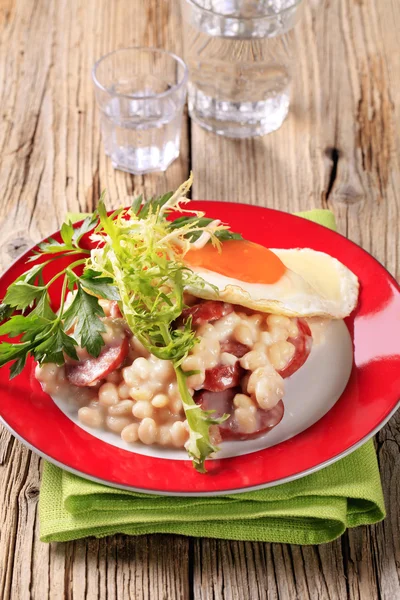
left=0, top=201, right=399, bottom=496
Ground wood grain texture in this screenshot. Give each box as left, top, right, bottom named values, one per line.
left=0, top=0, right=399, bottom=598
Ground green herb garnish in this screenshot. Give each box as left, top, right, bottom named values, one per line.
left=0, top=173, right=242, bottom=472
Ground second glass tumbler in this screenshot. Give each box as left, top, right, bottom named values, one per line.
left=180, top=0, right=304, bottom=138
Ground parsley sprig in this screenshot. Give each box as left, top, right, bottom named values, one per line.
left=0, top=214, right=118, bottom=376
left=0, top=174, right=242, bottom=472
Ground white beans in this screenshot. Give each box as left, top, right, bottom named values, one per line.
left=248, top=313, right=264, bottom=327
left=233, top=323, right=254, bottom=347
left=108, top=399, right=134, bottom=416
left=121, top=423, right=139, bottom=443
left=156, top=425, right=172, bottom=446
left=106, top=415, right=132, bottom=433
left=78, top=407, right=105, bottom=428
left=132, top=357, right=151, bottom=379
left=138, top=418, right=157, bottom=445
left=193, top=337, right=220, bottom=369
left=268, top=341, right=295, bottom=371
left=122, top=366, right=138, bottom=387
left=167, top=382, right=180, bottom=399
left=212, top=312, right=241, bottom=340
left=118, top=382, right=131, bottom=400
left=181, top=355, right=202, bottom=372
left=129, top=387, right=153, bottom=402
left=150, top=359, right=175, bottom=382
left=266, top=314, right=295, bottom=343
left=267, top=314, right=291, bottom=329
left=234, top=407, right=258, bottom=434
left=151, top=394, right=169, bottom=408
left=233, top=393, right=254, bottom=408
left=220, top=352, right=237, bottom=366
left=240, top=349, right=269, bottom=371
left=170, top=397, right=183, bottom=416
left=123, top=358, right=151, bottom=387
left=41, top=304, right=305, bottom=450
left=247, top=366, right=284, bottom=410
left=132, top=401, right=154, bottom=420
left=98, top=382, right=119, bottom=406
left=170, top=421, right=189, bottom=447
left=181, top=354, right=205, bottom=389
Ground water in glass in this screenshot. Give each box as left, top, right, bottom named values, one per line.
left=181, top=0, right=303, bottom=138
left=92, top=48, right=188, bottom=175
left=101, top=95, right=183, bottom=175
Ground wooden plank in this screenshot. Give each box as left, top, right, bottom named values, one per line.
left=0, top=0, right=190, bottom=599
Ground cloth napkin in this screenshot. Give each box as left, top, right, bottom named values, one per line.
left=38, top=208, right=385, bottom=544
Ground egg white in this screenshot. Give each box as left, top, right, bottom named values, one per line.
left=185, top=248, right=359, bottom=319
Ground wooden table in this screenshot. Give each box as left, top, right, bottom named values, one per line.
left=0, top=0, right=399, bottom=598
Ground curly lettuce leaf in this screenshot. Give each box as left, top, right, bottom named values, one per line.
left=88, top=174, right=232, bottom=472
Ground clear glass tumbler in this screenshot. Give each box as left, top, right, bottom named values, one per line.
left=180, top=0, right=303, bottom=138
left=92, top=48, right=188, bottom=174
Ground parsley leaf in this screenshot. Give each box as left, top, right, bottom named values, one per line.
left=80, top=270, right=120, bottom=301
left=0, top=303, right=13, bottom=323
left=33, top=324, right=78, bottom=364
left=62, top=283, right=106, bottom=357
left=0, top=340, right=33, bottom=371
left=60, top=222, right=74, bottom=247
left=72, top=213, right=99, bottom=246
left=0, top=314, right=49, bottom=338
left=36, top=237, right=69, bottom=254
left=10, top=354, right=28, bottom=378
left=17, top=263, right=47, bottom=284
left=0, top=212, right=102, bottom=376
left=4, top=282, right=47, bottom=310
left=30, top=292, right=57, bottom=320
left=31, top=213, right=97, bottom=259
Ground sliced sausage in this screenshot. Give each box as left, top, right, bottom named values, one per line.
left=195, top=388, right=284, bottom=441
left=277, top=318, right=312, bottom=379
left=220, top=339, right=249, bottom=358
left=203, top=362, right=243, bottom=392
left=65, top=337, right=129, bottom=387
left=180, top=301, right=233, bottom=327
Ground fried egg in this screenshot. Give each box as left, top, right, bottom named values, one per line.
left=184, top=240, right=359, bottom=319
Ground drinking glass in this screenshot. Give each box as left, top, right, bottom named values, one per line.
left=180, top=0, right=303, bottom=138
left=92, top=48, right=188, bottom=174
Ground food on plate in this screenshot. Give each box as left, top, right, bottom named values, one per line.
left=0, top=174, right=359, bottom=472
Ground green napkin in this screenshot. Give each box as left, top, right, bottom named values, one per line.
left=39, top=209, right=385, bottom=544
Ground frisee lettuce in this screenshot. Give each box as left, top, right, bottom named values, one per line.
left=88, top=174, right=235, bottom=471
left=0, top=173, right=242, bottom=472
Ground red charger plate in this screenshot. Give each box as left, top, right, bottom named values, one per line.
left=0, top=202, right=399, bottom=495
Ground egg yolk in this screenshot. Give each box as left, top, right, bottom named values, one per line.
left=184, top=240, right=287, bottom=284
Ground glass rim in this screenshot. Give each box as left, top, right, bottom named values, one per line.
left=183, top=0, right=303, bottom=21
left=92, top=46, right=189, bottom=100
